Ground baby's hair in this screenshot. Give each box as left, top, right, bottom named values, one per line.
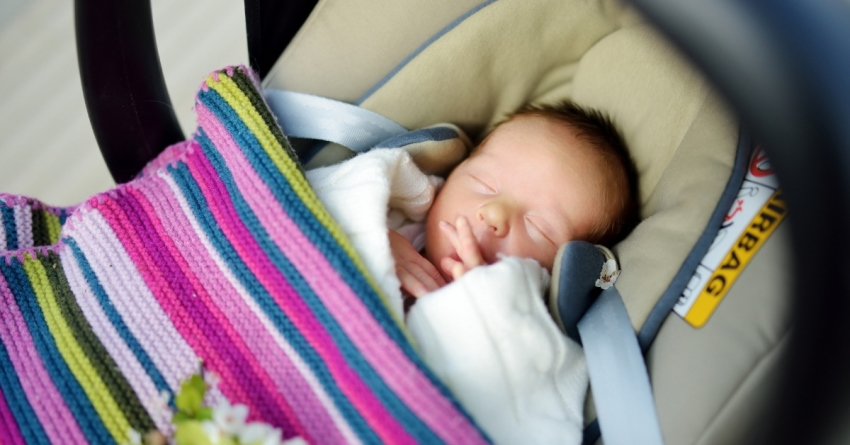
left=504, top=100, right=639, bottom=245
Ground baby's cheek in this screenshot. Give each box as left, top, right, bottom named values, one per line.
left=474, top=240, right=499, bottom=265
left=535, top=246, right=559, bottom=271
left=508, top=239, right=556, bottom=270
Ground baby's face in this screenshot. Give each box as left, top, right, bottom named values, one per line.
left=425, top=115, right=616, bottom=280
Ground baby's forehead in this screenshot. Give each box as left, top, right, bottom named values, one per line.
left=472, top=120, right=599, bottom=166
left=474, top=126, right=626, bottom=195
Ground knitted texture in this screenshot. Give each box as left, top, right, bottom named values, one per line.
left=0, top=66, right=487, bottom=444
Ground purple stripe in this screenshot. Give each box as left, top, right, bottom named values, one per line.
left=0, top=385, right=24, bottom=445
left=0, top=269, right=85, bottom=444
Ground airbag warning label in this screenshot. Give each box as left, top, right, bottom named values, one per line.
left=674, top=147, right=787, bottom=327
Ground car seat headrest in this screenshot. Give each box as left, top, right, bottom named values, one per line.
left=548, top=241, right=619, bottom=344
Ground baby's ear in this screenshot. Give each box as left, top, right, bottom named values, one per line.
left=372, top=124, right=472, bottom=176
left=547, top=241, right=619, bottom=343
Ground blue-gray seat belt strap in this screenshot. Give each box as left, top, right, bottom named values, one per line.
left=264, top=89, right=408, bottom=153
left=578, top=288, right=664, bottom=445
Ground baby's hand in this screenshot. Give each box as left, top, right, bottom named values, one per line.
left=439, top=216, right=486, bottom=280
left=389, top=230, right=446, bottom=297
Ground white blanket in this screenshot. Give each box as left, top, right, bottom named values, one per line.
left=306, top=149, right=588, bottom=445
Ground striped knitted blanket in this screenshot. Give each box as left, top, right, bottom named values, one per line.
left=0, top=66, right=487, bottom=444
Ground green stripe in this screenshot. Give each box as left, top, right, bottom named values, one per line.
left=230, top=70, right=303, bottom=172
left=41, top=252, right=155, bottom=433
left=30, top=208, right=51, bottom=247
left=45, top=212, right=62, bottom=244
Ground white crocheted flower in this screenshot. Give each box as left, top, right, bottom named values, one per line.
left=169, top=371, right=307, bottom=445
left=595, top=258, right=620, bottom=290
left=239, top=422, right=285, bottom=445
left=212, top=399, right=249, bottom=435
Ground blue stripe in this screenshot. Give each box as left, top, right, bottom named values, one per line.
left=357, top=0, right=499, bottom=104
left=1, top=205, right=18, bottom=251
left=167, top=161, right=379, bottom=443
left=0, top=330, right=49, bottom=445
left=0, top=259, right=111, bottom=444
left=58, top=209, right=70, bottom=226
left=65, top=239, right=171, bottom=395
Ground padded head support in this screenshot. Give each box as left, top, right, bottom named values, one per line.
left=548, top=241, right=608, bottom=344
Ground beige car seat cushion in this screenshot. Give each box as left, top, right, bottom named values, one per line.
left=267, top=0, right=739, bottom=331
left=264, top=0, right=486, bottom=103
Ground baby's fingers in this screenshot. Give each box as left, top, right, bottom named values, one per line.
left=396, top=267, right=428, bottom=297
left=438, top=220, right=460, bottom=247
left=454, top=216, right=485, bottom=268
left=397, top=261, right=445, bottom=297
left=440, top=256, right=468, bottom=281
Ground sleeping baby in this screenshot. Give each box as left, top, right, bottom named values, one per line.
left=306, top=100, right=637, bottom=444
left=390, top=100, right=637, bottom=298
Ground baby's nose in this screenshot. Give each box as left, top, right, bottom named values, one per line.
left=476, top=202, right=509, bottom=238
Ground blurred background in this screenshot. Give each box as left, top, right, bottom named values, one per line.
left=0, top=0, right=247, bottom=206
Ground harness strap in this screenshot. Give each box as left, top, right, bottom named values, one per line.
left=264, top=89, right=407, bottom=153
left=578, top=288, right=664, bottom=445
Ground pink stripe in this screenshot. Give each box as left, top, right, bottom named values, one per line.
left=124, top=184, right=299, bottom=432
left=135, top=175, right=348, bottom=443
left=183, top=141, right=411, bottom=443
left=198, top=104, right=486, bottom=442
left=139, top=140, right=194, bottom=178
left=91, top=194, right=256, bottom=409
left=0, top=386, right=24, bottom=445
left=0, top=270, right=86, bottom=444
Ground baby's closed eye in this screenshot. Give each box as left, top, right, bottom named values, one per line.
left=470, top=174, right=496, bottom=193
left=525, top=216, right=556, bottom=246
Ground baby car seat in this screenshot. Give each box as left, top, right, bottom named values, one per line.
left=72, top=0, right=850, bottom=443
left=257, top=1, right=789, bottom=443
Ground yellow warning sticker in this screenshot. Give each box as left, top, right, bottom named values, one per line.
left=683, top=192, right=787, bottom=327
left=674, top=147, right=787, bottom=328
